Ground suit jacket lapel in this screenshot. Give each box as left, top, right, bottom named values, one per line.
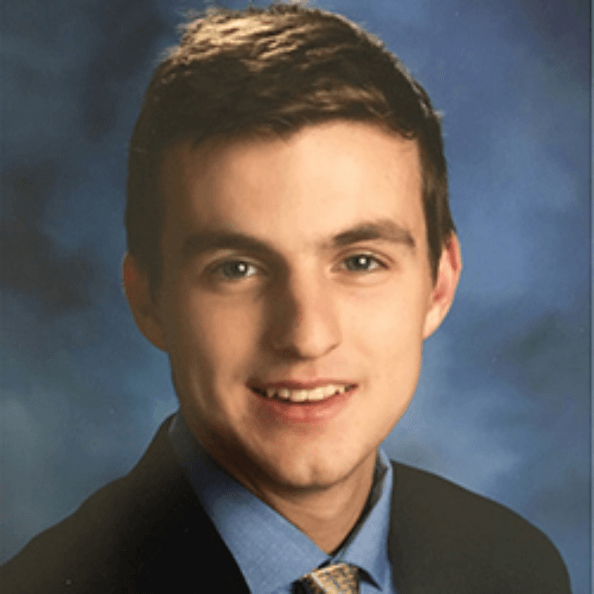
left=121, top=419, right=251, bottom=593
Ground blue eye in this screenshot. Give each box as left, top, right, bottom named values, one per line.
left=343, top=254, right=383, bottom=272
left=215, top=260, right=257, bottom=280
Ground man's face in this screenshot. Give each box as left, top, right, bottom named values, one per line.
left=131, top=121, right=458, bottom=495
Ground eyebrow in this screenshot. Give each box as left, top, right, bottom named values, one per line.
left=181, top=218, right=415, bottom=259
left=182, top=230, right=274, bottom=259
left=329, top=219, right=416, bottom=250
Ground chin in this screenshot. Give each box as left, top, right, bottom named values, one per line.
left=257, top=444, right=373, bottom=493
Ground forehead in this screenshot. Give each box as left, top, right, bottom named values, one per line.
left=158, top=121, right=425, bottom=252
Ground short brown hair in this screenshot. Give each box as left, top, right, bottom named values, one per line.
left=125, top=4, right=455, bottom=290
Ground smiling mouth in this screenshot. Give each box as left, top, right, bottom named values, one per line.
left=250, top=384, right=356, bottom=403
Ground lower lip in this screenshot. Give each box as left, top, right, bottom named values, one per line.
left=251, top=387, right=355, bottom=424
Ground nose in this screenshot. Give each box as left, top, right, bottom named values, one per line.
left=265, top=269, right=341, bottom=360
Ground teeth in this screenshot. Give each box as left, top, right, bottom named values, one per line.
left=309, top=387, right=325, bottom=401
left=293, top=389, right=309, bottom=402
left=262, top=384, right=349, bottom=402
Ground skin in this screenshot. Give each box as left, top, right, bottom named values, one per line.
left=124, top=120, right=461, bottom=553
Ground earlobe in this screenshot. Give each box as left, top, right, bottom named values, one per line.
left=122, top=253, right=167, bottom=351
left=423, top=233, right=462, bottom=339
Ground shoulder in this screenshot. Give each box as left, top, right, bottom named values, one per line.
left=0, top=419, right=248, bottom=594
left=388, top=461, right=571, bottom=594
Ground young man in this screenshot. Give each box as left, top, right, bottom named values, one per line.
left=2, top=5, right=571, bottom=593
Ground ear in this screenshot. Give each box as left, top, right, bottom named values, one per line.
left=423, top=233, right=462, bottom=339
left=122, top=253, right=167, bottom=351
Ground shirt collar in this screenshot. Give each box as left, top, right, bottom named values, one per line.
left=169, top=412, right=392, bottom=593
left=334, top=447, right=392, bottom=589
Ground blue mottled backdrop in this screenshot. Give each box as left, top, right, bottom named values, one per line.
left=1, top=1, right=590, bottom=592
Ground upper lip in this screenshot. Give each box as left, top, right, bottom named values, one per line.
left=249, top=379, right=356, bottom=391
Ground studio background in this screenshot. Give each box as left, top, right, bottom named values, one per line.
left=1, top=1, right=590, bottom=592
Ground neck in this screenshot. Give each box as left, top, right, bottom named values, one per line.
left=186, top=415, right=379, bottom=554
left=246, top=454, right=377, bottom=554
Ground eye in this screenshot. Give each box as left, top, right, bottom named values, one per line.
left=212, top=260, right=258, bottom=280
left=342, top=253, right=385, bottom=272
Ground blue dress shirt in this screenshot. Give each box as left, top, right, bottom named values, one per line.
left=169, top=413, right=397, bottom=593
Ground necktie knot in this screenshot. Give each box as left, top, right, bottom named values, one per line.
left=297, top=562, right=359, bottom=594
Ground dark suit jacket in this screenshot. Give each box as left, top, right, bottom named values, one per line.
left=1, top=418, right=571, bottom=593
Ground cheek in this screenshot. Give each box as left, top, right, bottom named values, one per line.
left=348, top=284, right=428, bottom=360
left=347, top=292, right=426, bottom=432
left=163, top=289, right=263, bottom=388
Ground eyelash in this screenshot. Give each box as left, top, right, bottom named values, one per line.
left=210, top=260, right=260, bottom=281
left=208, top=252, right=387, bottom=283
left=339, top=253, right=386, bottom=273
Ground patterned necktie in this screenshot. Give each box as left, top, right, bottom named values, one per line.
left=297, top=563, right=360, bottom=594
